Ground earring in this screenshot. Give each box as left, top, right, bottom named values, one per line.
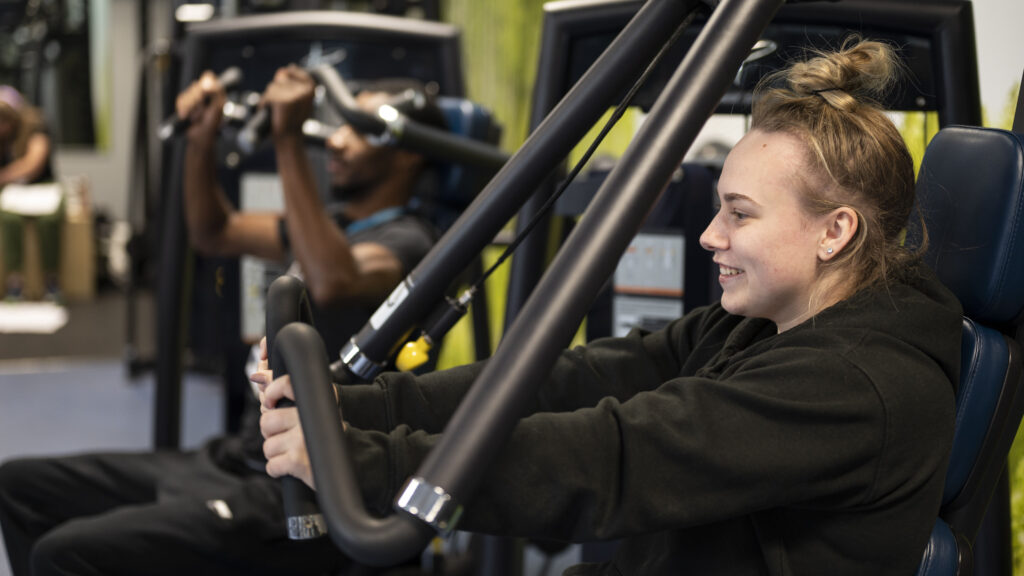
left=826, top=247, right=834, bottom=255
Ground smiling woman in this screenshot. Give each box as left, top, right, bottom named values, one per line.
left=700, top=131, right=853, bottom=332
left=701, top=38, right=921, bottom=333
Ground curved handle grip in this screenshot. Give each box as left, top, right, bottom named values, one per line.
left=265, top=275, right=314, bottom=341
left=265, top=275, right=326, bottom=540
left=273, top=322, right=434, bottom=565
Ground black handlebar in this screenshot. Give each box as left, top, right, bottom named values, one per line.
left=309, top=64, right=509, bottom=173
left=272, top=319, right=435, bottom=565
left=158, top=66, right=243, bottom=141
left=264, top=276, right=327, bottom=540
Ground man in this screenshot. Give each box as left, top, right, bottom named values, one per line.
left=184, top=64, right=442, bottom=353
left=0, top=65, right=446, bottom=576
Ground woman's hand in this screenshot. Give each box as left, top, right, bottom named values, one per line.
left=259, top=371, right=315, bottom=490
left=249, top=336, right=272, bottom=399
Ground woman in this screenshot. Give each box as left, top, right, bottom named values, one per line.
left=0, top=85, right=59, bottom=300
left=258, top=38, right=962, bottom=575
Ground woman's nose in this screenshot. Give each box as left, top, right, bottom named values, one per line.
left=699, top=213, right=726, bottom=252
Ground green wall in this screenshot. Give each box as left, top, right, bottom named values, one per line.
left=441, top=0, right=549, bottom=152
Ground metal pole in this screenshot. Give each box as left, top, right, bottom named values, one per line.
left=416, top=0, right=784, bottom=503
left=153, top=140, right=187, bottom=449
left=342, top=0, right=700, bottom=375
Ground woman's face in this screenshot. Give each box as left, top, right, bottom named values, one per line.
left=699, top=130, right=833, bottom=332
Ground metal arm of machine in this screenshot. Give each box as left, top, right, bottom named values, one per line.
left=275, top=0, right=785, bottom=564
left=336, top=0, right=702, bottom=381
left=310, top=64, right=509, bottom=174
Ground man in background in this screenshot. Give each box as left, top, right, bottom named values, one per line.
left=0, top=65, right=447, bottom=576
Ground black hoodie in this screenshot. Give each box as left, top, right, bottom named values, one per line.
left=338, top=263, right=962, bottom=575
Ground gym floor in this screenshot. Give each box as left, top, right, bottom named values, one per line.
left=0, top=288, right=225, bottom=576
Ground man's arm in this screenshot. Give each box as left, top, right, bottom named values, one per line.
left=265, top=66, right=404, bottom=306
left=180, top=70, right=284, bottom=261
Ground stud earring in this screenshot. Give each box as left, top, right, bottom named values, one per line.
left=826, top=247, right=834, bottom=255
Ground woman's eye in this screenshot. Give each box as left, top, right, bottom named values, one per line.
left=731, top=210, right=747, bottom=221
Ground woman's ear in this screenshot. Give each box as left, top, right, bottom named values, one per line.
left=819, top=206, right=858, bottom=261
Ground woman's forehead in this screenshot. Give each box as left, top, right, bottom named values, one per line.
left=718, top=130, right=809, bottom=200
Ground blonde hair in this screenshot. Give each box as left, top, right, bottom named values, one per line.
left=752, top=37, right=920, bottom=297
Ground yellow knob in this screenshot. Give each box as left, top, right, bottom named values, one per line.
left=396, top=336, right=432, bottom=372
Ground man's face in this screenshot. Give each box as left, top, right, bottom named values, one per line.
left=325, top=91, right=401, bottom=201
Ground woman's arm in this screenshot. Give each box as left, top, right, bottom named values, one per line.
left=0, top=132, right=50, bottom=185
left=335, top=306, right=718, bottom=435
left=343, top=344, right=915, bottom=540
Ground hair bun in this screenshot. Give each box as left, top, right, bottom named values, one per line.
left=787, top=38, right=900, bottom=111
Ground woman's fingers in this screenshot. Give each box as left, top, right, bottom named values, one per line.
left=261, top=374, right=295, bottom=411
left=260, top=404, right=298, bottom=438
left=261, top=408, right=314, bottom=488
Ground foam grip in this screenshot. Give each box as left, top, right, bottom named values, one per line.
left=158, top=66, right=243, bottom=141
left=278, top=395, right=328, bottom=540
left=265, top=275, right=327, bottom=540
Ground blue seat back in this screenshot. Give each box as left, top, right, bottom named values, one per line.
left=413, top=96, right=501, bottom=232
left=915, top=126, right=1024, bottom=576
left=919, top=127, right=1024, bottom=325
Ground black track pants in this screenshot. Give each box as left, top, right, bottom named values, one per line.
left=0, top=447, right=347, bottom=576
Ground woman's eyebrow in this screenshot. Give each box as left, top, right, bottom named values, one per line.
left=721, top=192, right=760, bottom=206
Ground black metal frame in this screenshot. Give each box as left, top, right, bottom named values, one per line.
left=277, top=0, right=786, bottom=564
left=337, top=0, right=698, bottom=378
left=154, top=11, right=466, bottom=449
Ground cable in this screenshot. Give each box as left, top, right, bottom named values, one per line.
left=396, top=10, right=697, bottom=371
left=470, top=10, right=695, bottom=292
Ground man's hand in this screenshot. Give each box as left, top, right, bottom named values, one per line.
left=175, top=70, right=226, bottom=145
left=262, top=65, right=316, bottom=139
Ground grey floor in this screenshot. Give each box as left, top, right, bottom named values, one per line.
left=0, top=289, right=581, bottom=576
left=0, top=359, right=225, bottom=576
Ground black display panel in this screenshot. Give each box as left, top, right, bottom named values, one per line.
left=544, top=0, right=979, bottom=124
left=182, top=11, right=464, bottom=97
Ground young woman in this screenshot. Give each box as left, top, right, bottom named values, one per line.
left=259, top=38, right=962, bottom=575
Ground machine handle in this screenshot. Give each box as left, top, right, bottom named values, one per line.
left=273, top=322, right=434, bottom=564
left=265, top=276, right=327, bottom=540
